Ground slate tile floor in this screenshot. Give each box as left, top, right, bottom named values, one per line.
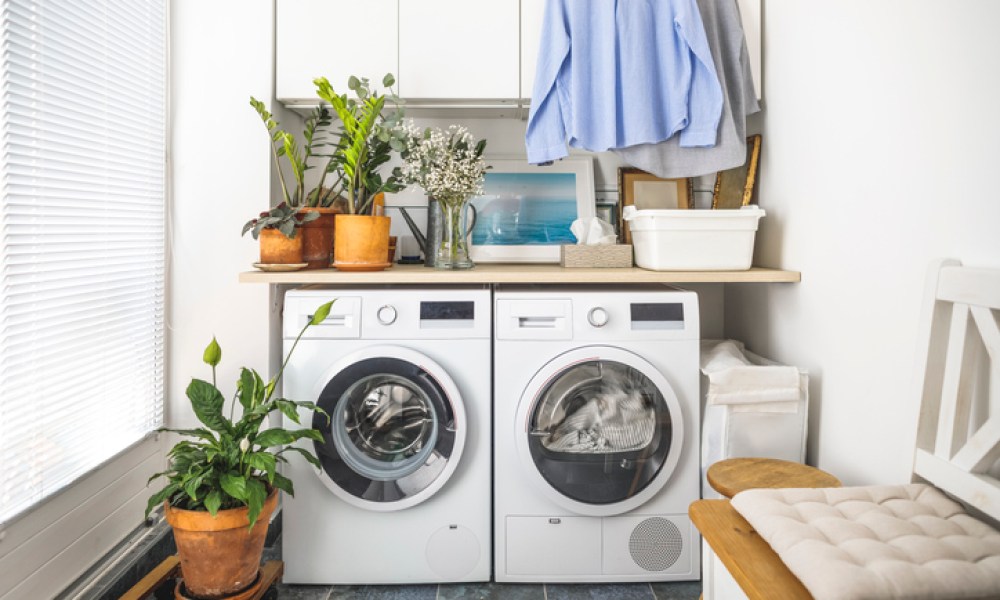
left=265, top=536, right=701, bottom=600
left=272, top=581, right=701, bottom=599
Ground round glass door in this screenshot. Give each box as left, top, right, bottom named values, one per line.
left=312, top=346, right=466, bottom=511
left=515, top=346, right=684, bottom=517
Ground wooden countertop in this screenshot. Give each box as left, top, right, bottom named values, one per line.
left=239, top=263, right=801, bottom=285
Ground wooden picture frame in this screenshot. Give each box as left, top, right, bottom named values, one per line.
left=617, top=168, right=693, bottom=244
left=712, top=134, right=762, bottom=209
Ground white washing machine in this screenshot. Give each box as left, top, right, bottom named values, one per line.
left=281, top=287, right=491, bottom=584
left=494, top=285, right=701, bottom=583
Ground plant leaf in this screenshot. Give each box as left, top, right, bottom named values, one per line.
left=237, top=368, right=256, bottom=411
left=247, top=451, right=276, bottom=475
left=186, top=379, right=231, bottom=434
left=271, top=472, right=295, bottom=496
left=245, top=478, right=268, bottom=529
left=204, top=490, right=222, bottom=516
left=220, top=472, right=248, bottom=501
left=280, top=445, right=322, bottom=469
left=145, top=482, right=180, bottom=518
left=253, top=428, right=295, bottom=448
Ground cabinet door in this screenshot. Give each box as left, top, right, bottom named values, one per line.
left=276, top=0, right=399, bottom=101
left=520, top=0, right=545, bottom=99
left=398, top=0, right=519, bottom=99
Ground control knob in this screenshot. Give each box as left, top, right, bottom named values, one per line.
left=587, top=307, right=609, bottom=328
left=376, top=305, right=397, bottom=325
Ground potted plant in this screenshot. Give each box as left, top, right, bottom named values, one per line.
left=314, top=73, right=408, bottom=271
left=249, top=98, right=343, bottom=269
left=241, top=202, right=318, bottom=266
left=145, top=301, right=333, bottom=599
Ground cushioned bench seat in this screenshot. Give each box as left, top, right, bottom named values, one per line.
left=731, top=484, right=1000, bottom=600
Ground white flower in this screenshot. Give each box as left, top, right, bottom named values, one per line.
left=397, top=120, right=487, bottom=203
left=239, top=438, right=250, bottom=453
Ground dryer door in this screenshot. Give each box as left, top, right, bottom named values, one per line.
left=311, top=346, right=467, bottom=511
left=515, top=345, right=685, bottom=517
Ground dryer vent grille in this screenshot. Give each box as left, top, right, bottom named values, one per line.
left=629, top=517, right=683, bottom=571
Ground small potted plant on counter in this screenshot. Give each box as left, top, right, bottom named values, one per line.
left=249, top=98, right=342, bottom=269
left=314, top=73, right=408, bottom=271
left=242, top=202, right=318, bottom=268
left=145, top=301, right=334, bottom=599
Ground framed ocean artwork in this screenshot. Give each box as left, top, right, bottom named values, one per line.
left=469, top=156, right=596, bottom=263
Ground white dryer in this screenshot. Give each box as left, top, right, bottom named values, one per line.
left=494, top=286, right=701, bottom=583
left=281, top=287, right=491, bottom=584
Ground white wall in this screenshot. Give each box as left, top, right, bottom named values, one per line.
left=169, top=0, right=273, bottom=427
left=725, top=0, right=1000, bottom=485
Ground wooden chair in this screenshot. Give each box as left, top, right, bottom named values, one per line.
left=691, top=259, right=1000, bottom=599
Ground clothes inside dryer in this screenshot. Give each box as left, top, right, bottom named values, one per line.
left=527, top=359, right=674, bottom=505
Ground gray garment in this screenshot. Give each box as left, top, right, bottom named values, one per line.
left=613, top=0, right=760, bottom=178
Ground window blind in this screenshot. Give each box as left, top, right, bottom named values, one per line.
left=0, top=0, right=166, bottom=525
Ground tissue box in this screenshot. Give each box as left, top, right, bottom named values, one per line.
left=560, top=244, right=633, bottom=268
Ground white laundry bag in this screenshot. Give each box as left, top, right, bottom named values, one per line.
left=700, top=340, right=809, bottom=499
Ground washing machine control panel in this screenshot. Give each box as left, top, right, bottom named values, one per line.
left=376, top=304, right=398, bottom=325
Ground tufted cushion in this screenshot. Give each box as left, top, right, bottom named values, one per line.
left=731, top=484, right=1000, bottom=600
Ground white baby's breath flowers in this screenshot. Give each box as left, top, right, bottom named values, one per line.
left=398, top=121, right=488, bottom=207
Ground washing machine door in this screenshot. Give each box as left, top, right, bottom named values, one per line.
left=311, top=345, right=466, bottom=512
left=515, top=345, right=684, bottom=517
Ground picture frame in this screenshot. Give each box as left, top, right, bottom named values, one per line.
left=712, top=134, right=762, bottom=209
left=469, top=156, right=596, bottom=263
left=617, top=167, right=694, bottom=245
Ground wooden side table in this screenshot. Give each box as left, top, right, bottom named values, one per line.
left=707, top=457, right=841, bottom=499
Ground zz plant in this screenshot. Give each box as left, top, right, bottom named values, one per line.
left=145, top=301, right=335, bottom=528
left=314, top=73, right=408, bottom=215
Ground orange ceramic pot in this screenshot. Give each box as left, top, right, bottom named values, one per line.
left=258, top=228, right=304, bottom=265
left=164, top=489, right=278, bottom=599
left=333, top=214, right=392, bottom=271
left=299, top=207, right=340, bottom=269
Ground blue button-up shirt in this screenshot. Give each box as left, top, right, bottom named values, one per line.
left=526, top=0, right=723, bottom=164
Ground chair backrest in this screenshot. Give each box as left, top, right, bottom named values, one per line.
left=912, top=258, right=1000, bottom=521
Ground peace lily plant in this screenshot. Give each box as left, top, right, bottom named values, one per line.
left=145, top=300, right=334, bottom=528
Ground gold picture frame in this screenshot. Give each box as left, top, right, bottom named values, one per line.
left=712, top=134, right=762, bottom=209
left=617, top=167, right=694, bottom=244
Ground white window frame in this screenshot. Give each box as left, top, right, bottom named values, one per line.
left=0, top=1, right=169, bottom=597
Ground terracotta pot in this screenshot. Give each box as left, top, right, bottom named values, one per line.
left=299, top=207, right=340, bottom=269
left=333, top=214, right=392, bottom=271
left=165, top=489, right=278, bottom=599
left=258, top=228, right=303, bottom=264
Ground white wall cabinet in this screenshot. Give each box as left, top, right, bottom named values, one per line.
left=276, top=0, right=761, bottom=104
left=520, top=0, right=545, bottom=98
left=398, top=0, right=519, bottom=100
left=276, top=0, right=398, bottom=102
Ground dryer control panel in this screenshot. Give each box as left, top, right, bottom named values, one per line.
left=495, top=288, right=698, bottom=342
